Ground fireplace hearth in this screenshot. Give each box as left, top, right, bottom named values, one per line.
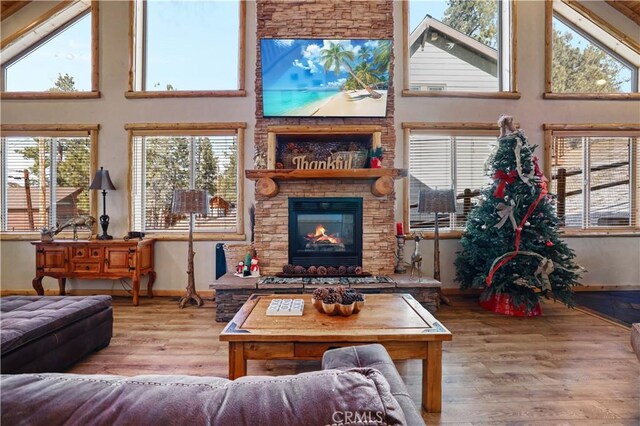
left=289, top=197, right=363, bottom=268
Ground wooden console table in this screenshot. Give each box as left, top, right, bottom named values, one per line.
left=31, top=239, right=156, bottom=306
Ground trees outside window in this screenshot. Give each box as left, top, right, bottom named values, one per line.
left=406, top=0, right=514, bottom=94
left=552, top=17, right=634, bottom=93
left=546, top=1, right=639, bottom=97
left=1, top=132, right=94, bottom=232
left=130, top=131, right=240, bottom=234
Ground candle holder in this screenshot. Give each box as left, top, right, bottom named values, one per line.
left=394, top=235, right=406, bottom=274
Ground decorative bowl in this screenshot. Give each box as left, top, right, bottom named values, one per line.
left=312, top=297, right=365, bottom=317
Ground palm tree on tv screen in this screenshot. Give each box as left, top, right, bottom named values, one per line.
left=320, top=42, right=382, bottom=99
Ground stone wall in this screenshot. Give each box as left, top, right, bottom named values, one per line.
left=253, top=0, right=396, bottom=275
left=255, top=181, right=395, bottom=275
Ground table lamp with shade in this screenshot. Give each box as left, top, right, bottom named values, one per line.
left=89, top=167, right=116, bottom=240
left=418, top=188, right=456, bottom=282
left=172, top=189, right=209, bottom=308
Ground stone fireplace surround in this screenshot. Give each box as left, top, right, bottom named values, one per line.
left=254, top=179, right=395, bottom=276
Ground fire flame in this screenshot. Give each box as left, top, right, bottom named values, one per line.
left=306, top=224, right=342, bottom=244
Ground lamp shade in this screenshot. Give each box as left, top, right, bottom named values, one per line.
left=418, top=188, right=456, bottom=214
left=172, top=189, right=209, bottom=216
left=89, top=167, right=116, bottom=190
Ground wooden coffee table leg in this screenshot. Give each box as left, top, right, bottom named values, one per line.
left=423, top=341, right=443, bottom=413
left=228, top=342, right=247, bottom=380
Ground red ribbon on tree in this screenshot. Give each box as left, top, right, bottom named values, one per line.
left=486, top=180, right=549, bottom=286
left=493, top=170, right=518, bottom=198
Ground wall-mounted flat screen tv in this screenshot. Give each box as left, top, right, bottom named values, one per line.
left=261, top=39, right=391, bottom=118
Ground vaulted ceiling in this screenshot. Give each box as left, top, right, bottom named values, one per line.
left=1, top=1, right=30, bottom=21
left=605, top=0, right=640, bottom=25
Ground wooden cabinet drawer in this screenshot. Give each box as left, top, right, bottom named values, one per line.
left=88, top=247, right=103, bottom=259
left=71, top=247, right=88, bottom=259
left=73, top=262, right=101, bottom=273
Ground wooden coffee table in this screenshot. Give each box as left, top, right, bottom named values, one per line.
left=219, top=293, right=452, bottom=412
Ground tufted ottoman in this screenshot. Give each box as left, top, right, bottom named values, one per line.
left=0, top=296, right=113, bottom=373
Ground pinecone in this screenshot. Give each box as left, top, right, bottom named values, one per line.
left=312, top=287, right=329, bottom=300
left=317, top=266, right=328, bottom=275
left=338, top=265, right=347, bottom=275
left=334, top=286, right=347, bottom=295
left=323, top=293, right=341, bottom=304
left=355, top=266, right=363, bottom=275
left=327, top=266, right=338, bottom=275
left=293, top=265, right=306, bottom=275
left=347, top=266, right=356, bottom=274
left=354, top=293, right=365, bottom=302
left=344, top=288, right=357, bottom=297
left=308, top=266, right=317, bottom=275
left=283, top=264, right=294, bottom=274
left=341, top=293, right=356, bottom=305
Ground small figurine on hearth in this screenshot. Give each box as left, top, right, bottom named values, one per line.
left=236, top=261, right=244, bottom=275
left=250, top=257, right=260, bottom=277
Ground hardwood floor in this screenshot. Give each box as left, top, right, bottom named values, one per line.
left=68, top=295, right=640, bottom=425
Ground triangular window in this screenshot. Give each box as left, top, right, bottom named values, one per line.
left=1, top=1, right=98, bottom=96
left=548, top=0, right=639, bottom=95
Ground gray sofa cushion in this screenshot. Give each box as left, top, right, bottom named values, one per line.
left=1, top=296, right=112, bottom=354
left=323, top=344, right=425, bottom=426
left=1, top=369, right=408, bottom=425
left=1, top=296, right=113, bottom=373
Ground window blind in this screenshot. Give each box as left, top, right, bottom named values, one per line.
left=131, top=134, right=238, bottom=233
left=409, top=132, right=494, bottom=230
left=551, top=135, right=637, bottom=228
left=1, top=136, right=91, bottom=232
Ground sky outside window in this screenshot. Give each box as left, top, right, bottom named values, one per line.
left=5, top=13, right=91, bottom=92
left=145, top=0, right=239, bottom=91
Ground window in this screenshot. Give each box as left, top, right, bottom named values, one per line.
left=1, top=1, right=99, bottom=98
left=406, top=125, right=496, bottom=231
left=545, top=0, right=640, bottom=98
left=404, top=0, right=516, bottom=97
left=128, top=124, right=245, bottom=238
left=128, top=0, right=245, bottom=97
left=1, top=126, right=98, bottom=235
left=547, top=127, right=639, bottom=230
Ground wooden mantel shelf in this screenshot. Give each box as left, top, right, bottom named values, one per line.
left=245, top=168, right=407, bottom=180
left=246, top=168, right=407, bottom=198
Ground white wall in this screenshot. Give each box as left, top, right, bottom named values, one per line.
left=1, top=0, right=638, bottom=293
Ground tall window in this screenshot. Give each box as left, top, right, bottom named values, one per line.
left=1, top=1, right=99, bottom=97
left=408, top=129, right=495, bottom=231
left=546, top=0, right=639, bottom=97
left=405, top=0, right=515, bottom=95
left=129, top=0, right=245, bottom=95
left=549, top=131, right=638, bottom=229
left=129, top=127, right=243, bottom=236
left=1, top=128, right=96, bottom=233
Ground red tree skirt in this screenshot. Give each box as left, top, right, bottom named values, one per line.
left=479, top=293, right=542, bottom=317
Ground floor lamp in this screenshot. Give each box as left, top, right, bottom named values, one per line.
left=419, top=188, right=456, bottom=304
left=172, top=189, right=209, bottom=308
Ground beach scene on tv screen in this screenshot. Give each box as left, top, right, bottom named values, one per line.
left=261, top=39, right=391, bottom=117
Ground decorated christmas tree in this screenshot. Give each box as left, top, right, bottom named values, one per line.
left=455, top=115, right=581, bottom=315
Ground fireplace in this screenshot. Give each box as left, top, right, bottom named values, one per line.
left=288, top=197, right=363, bottom=268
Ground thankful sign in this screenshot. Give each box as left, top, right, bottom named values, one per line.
left=292, top=152, right=357, bottom=170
